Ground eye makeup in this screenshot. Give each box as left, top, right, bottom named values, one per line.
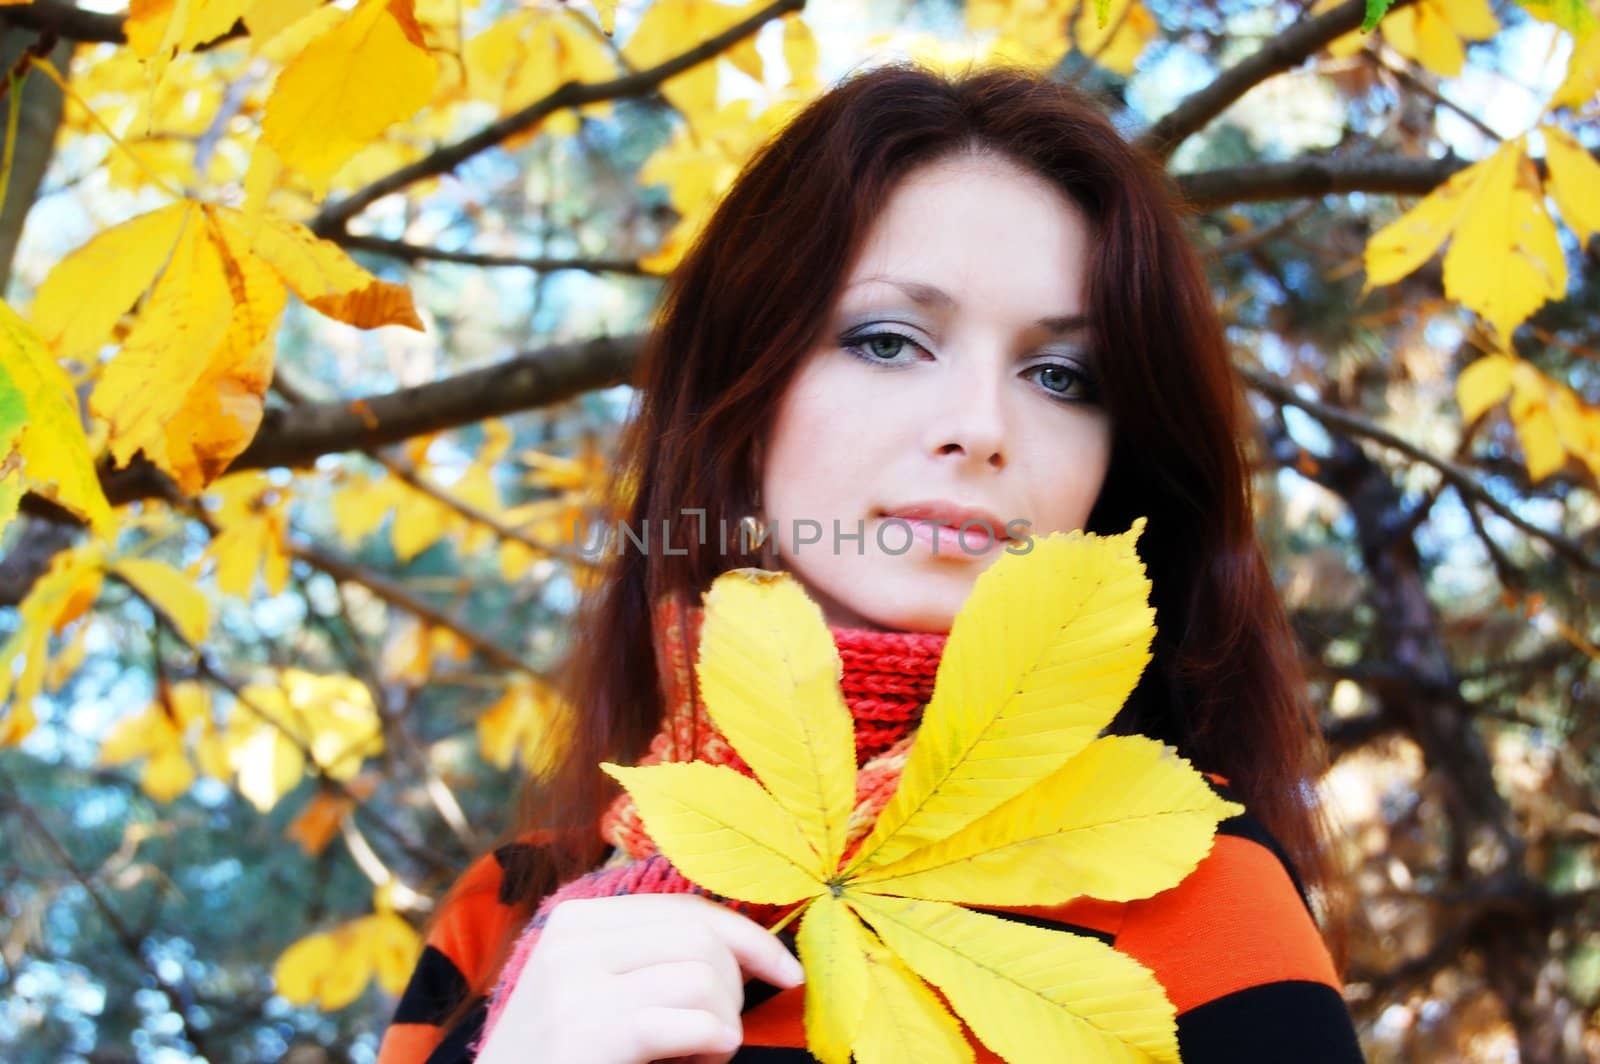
left=836, top=323, right=1101, bottom=405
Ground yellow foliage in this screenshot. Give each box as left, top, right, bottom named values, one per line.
left=964, top=0, right=1075, bottom=69
left=587, top=0, right=620, bottom=36
left=476, top=677, right=570, bottom=777
left=111, top=556, right=214, bottom=645
left=1519, top=0, right=1599, bottom=38
left=379, top=615, right=471, bottom=685
left=215, top=201, right=426, bottom=330
left=61, top=44, right=244, bottom=191
left=464, top=6, right=618, bottom=137
left=1457, top=351, right=1600, bottom=482
left=390, top=482, right=455, bottom=563
left=1324, top=0, right=1498, bottom=77
left=1552, top=22, right=1600, bottom=109
left=601, top=518, right=1242, bottom=1063
left=242, top=0, right=325, bottom=46
left=623, top=0, right=767, bottom=118
left=331, top=471, right=398, bottom=547
left=274, top=884, right=421, bottom=1009
left=124, top=0, right=251, bottom=91
left=331, top=451, right=543, bottom=566
left=199, top=473, right=292, bottom=599
left=0, top=301, right=114, bottom=537
left=782, top=12, right=821, bottom=92
left=261, top=0, right=440, bottom=194
left=0, top=543, right=107, bottom=744
left=1542, top=126, right=1600, bottom=243
left=0, top=478, right=18, bottom=539
left=43, top=622, right=92, bottom=694
left=285, top=789, right=358, bottom=857
left=29, top=199, right=421, bottom=494
left=30, top=200, right=194, bottom=364
left=1071, top=0, right=1159, bottom=75
left=227, top=669, right=384, bottom=812
left=636, top=93, right=810, bottom=272
left=1363, top=134, right=1566, bottom=344
left=99, top=679, right=230, bottom=803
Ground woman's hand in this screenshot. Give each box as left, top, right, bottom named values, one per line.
left=474, top=893, right=806, bottom=1064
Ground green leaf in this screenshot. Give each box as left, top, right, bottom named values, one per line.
left=1362, top=0, right=1396, bottom=32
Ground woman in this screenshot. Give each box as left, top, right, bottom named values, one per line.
left=377, top=59, right=1362, bottom=1064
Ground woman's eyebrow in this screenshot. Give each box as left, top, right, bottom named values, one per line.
left=845, top=275, right=1088, bottom=334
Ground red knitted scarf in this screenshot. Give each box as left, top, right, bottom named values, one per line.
left=476, top=595, right=948, bottom=1049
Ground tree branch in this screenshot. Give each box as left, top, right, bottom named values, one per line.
left=1241, top=366, right=1598, bottom=573
left=113, top=571, right=461, bottom=878
left=290, top=540, right=545, bottom=678
left=1140, top=0, right=1420, bottom=161
left=96, top=332, right=640, bottom=506
left=0, top=764, right=218, bottom=1059
left=337, top=233, right=653, bottom=275
left=1176, top=150, right=1473, bottom=208
left=0, top=2, right=127, bottom=44
left=0, top=0, right=254, bottom=50
left=1174, top=133, right=1600, bottom=212
left=309, top=0, right=806, bottom=238
left=269, top=373, right=600, bottom=571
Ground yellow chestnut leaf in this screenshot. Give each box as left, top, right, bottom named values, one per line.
left=603, top=518, right=1240, bottom=1063
left=0, top=543, right=107, bottom=743
left=0, top=301, right=113, bottom=536
left=1543, top=125, right=1600, bottom=243
left=1457, top=352, right=1515, bottom=422
left=260, top=0, right=440, bottom=194
left=110, top=557, right=213, bottom=646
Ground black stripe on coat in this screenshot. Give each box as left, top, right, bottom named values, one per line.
left=391, top=944, right=470, bottom=1027
left=423, top=994, right=487, bottom=1064
left=1177, top=979, right=1367, bottom=1062
left=493, top=840, right=547, bottom=906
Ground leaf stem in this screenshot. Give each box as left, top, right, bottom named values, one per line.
left=767, top=899, right=810, bottom=937
left=29, top=56, right=186, bottom=200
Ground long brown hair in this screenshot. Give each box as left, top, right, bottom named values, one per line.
left=428, top=58, right=1351, bottom=1035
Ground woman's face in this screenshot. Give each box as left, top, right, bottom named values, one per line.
left=758, top=152, right=1114, bottom=633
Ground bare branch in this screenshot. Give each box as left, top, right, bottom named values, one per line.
left=337, top=233, right=653, bottom=275
left=1241, top=366, right=1598, bottom=573
left=1176, top=137, right=1600, bottom=211
left=0, top=2, right=129, bottom=44
left=112, top=570, right=461, bottom=878
left=1176, top=150, right=1472, bottom=208
left=290, top=540, right=546, bottom=678
left=309, top=0, right=806, bottom=237
left=96, top=332, right=640, bottom=506
left=1140, top=0, right=1419, bottom=162
left=0, top=765, right=218, bottom=1059
left=269, top=373, right=600, bottom=571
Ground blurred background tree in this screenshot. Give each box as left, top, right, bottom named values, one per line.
left=0, top=0, right=1595, bottom=1060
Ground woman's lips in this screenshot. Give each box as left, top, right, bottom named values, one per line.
left=873, top=508, right=1012, bottom=557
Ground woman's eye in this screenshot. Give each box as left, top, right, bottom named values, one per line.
left=1026, top=363, right=1098, bottom=402
left=842, top=330, right=923, bottom=364
left=842, top=333, right=1098, bottom=404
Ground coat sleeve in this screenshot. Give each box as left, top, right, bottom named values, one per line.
left=376, top=839, right=549, bottom=1064
left=1114, top=798, right=1367, bottom=1063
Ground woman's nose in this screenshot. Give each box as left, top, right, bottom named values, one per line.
left=925, top=350, right=1008, bottom=470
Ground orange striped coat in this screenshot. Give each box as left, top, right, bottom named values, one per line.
left=377, top=776, right=1364, bottom=1063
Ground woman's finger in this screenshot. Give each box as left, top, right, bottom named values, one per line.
left=549, top=894, right=804, bottom=991
left=627, top=1005, right=741, bottom=1063
left=609, top=959, right=742, bottom=1034
left=580, top=921, right=742, bottom=1009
